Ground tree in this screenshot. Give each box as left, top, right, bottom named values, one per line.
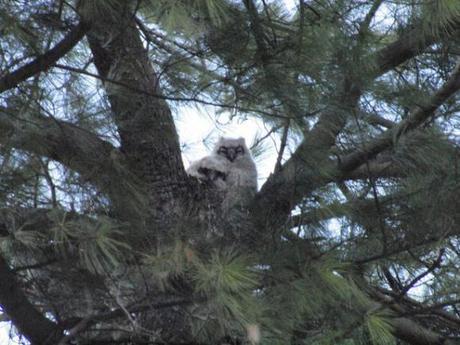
left=1, top=0, right=460, bottom=344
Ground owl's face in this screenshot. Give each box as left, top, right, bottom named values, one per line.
left=217, top=144, right=245, bottom=162
left=214, top=137, right=248, bottom=163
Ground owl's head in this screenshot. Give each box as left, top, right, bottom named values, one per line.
left=213, top=137, right=250, bottom=163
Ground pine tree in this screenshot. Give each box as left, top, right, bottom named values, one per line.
left=1, top=0, right=460, bottom=344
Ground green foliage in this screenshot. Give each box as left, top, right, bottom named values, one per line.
left=421, top=0, right=460, bottom=36
left=143, top=240, right=193, bottom=290
left=190, top=250, right=260, bottom=341
left=0, top=221, right=46, bottom=254
left=78, top=217, right=131, bottom=274
left=49, top=210, right=79, bottom=257
left=259, top=256, right=393, bottom=345
left=385, top=129, right=460, bottom=241
left=2, top=0, right=460, bottom=344
left=145, top=246, right=260, bottom=341
left=250, top=133, right=273, bottom=163
left=393, top=129, right=454, bottom=175
left=48, top=211, right=131, bottom=274
left=192, top=249, right=257, bottom=294
left=366, top=310, right=395, bottom=345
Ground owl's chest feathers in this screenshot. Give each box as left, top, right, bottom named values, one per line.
left=225, top=160, right=257, bottom=190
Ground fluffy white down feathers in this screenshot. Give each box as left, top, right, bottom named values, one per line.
left=187, top=137, right=257, bottom=208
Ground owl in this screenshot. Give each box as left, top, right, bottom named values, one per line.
left=187, top=137, right=257, bottom=209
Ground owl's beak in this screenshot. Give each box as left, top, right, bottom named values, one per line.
left=227, top=150, right=236, bottom=162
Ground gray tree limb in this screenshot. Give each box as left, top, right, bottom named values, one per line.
left=371, top=290, right=460, bottom=345
left=0, top=21, right=89, bottom=94
left=339, top=61, right=460, bottom=174
left=0, top=253, right=62, bottom=344
left=0, top=106, right=142, bottom=221
left=82, top=3, right=189, bottom=218
left=373, top=19, right=460, bottom=78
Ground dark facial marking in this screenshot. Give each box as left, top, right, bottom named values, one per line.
left=217, top=146, right=228, bottom=155
left=235, top=145, right=244, bottom=154
left=218, top=145, right=245, bottom=162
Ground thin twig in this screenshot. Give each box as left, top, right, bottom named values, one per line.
left=52, top=63, right=287, bottom=119
left=274, top=120, right=290, bottom=173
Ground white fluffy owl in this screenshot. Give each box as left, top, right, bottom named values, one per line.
left=187, top=137, right=257, bottom=209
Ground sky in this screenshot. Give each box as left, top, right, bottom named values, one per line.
left=177, top=106, right=282, bottom=186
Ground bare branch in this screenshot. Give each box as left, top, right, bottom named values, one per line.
left=358, top=0, right=384, bottom=35
left=0, top=21, right=89, bottom=94
left=274, top=120, right=290, bottom=173
left=362, top=112, right=395, bottom=129
left=60, top=297, right=198, bottom=344
left=399, top=249, right=444, bottom=296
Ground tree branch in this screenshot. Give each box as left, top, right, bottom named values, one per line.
left=243, top=0, right=270, bottom=62
left=0, top=21, right=89, bottom=94
left=0, top=253, right=62, bottom=344
left=391, top=317, right=457, bottom=345
left=289, top=194, right=395, bottom=227
left=274, top=120, right=290, bottom=173
left=373, top=19, right=460, bottom=78
left=358, top=0, right=384, bottom=36
left=340, top=61, right=460, bottom=174
left=343, top=160, right=402, bottom=180
left=0, top=106, right=143, bottom=221
left=252, top=14, right=460, bottom=232
left=60, top=296, right=198, bottom=344
left=371, top=289, right=460, bottom=345
left=399, top=249, right=444, bottom=296
left=362, top=112, right=395, bottom=129
left=82, top=4, right=189, bottom=223
left=252, top=102, right=358, bottom=233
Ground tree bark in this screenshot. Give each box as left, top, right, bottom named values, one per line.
left=82, top=3, right=189, bottom=237
left=0, top=254, right=61, bottom=344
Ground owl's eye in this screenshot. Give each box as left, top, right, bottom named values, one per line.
left=235, top=145, right=244, bottom=154
left=217, top=146, right=228, bottom=155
